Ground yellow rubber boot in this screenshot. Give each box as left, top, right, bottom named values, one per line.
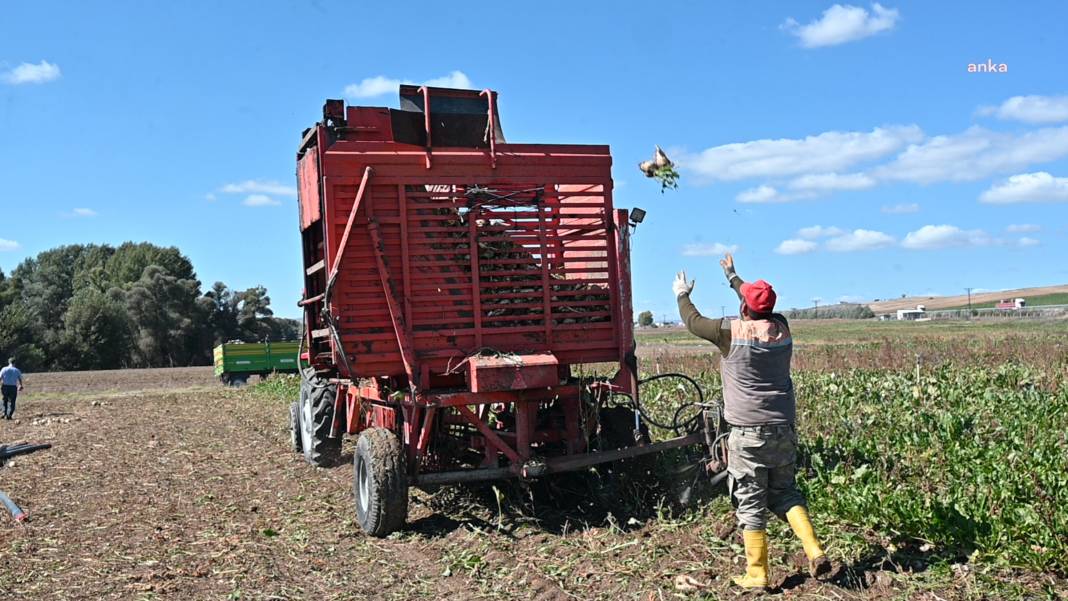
left=785, top=506, right=831, bottom=580
left=733, top=529, right=769, bottom=590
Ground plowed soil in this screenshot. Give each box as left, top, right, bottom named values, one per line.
left=0, top=368, right=1060, bottom=600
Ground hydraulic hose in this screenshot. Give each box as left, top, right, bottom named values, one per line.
left=625, top=372, right=709, bottom=435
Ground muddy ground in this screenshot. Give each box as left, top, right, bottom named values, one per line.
left=0, top=368, right=1061, bottom=600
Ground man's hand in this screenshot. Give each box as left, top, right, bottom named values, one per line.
left=673, top=270, right=695, bottom=298
left=720, top=253, right=736, bottom=279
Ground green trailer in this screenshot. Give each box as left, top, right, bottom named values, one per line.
left=213, top=341, right=301, bottom=386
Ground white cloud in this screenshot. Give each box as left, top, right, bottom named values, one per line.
left=826, top=229, right=895, bottom=252
left=736, top=173, right=875, bottom=203
left=1016, top=237, right=1040, bottom=247
left=838, top=294, right=867, bottom=303
left=682, top=242, right=739, bottom=256
left=681, top=125, right=922, bottom=181
left=736, top=185, right=782, bottom=203
left=977, top=95, right=1068, bottom=124
left=1006, top=223, right=1040, bottom=233
left=242, top=194, right=281, bottom=207
left=2, top=60, right=61, bottom=85
left=901, top=225, right=993, bottom=250
left=205, top=193, right=217, bottom=202
left=788, top=172, right=876, bottom=193
left=775, top=239, right=819, bottom=255
left=344, top=70, right=472, bottom=99
left=798, top=225, right=845, bottom=239
left=344, top=76, right=401, bottom=99
left=881, top=202, right=920, bottom=214
left=782, top=3, right=900, bottom=48
left=0, top=239, right=20, bottom=251
left=876, top=126, right=1068, bottom=183
left=62, top=208, right=97, bottom=218
left=979, top=172, right=1068, bottom=203
left=221, top=180, right=297, bottom=197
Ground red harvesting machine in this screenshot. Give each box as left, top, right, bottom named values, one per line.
left=290, top=86, right=723, bottom=536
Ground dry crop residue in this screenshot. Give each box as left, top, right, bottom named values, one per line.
left=1, top=367, right=1056, bottom=600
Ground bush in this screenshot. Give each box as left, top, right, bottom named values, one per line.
left=249, top=372, right=301, bottom=402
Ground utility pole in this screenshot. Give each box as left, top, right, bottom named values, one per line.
left=812, top=298, right=820, bottom=319
left=965, top=287, right=973, bottom=318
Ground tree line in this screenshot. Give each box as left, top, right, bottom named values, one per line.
left=0, top=242, right=298, bottom=372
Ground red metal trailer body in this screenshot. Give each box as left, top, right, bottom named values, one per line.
left=291, top=86, right=703, bottom=535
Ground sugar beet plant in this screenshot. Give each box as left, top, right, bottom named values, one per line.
left=639, top=360, right=1067, bottom=574
left=794, top=364, right=1067, bottom=574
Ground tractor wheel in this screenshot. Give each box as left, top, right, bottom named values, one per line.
left=299, top=375, right=341, bottom=466
left=222, top=373, right=248, bottom=388
left=289, top=401, right=303, bottom=453
left=353, top=427, right=408, bottom=537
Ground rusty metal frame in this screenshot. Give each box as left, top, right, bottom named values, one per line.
left=454, top=404, right=522, bottom=464
left=365, top=189, right=422, bottom=391
left=417, top=85, right=432, bottom=168
left=413, top=432, right=705, bottom=486
left=479, top=89, right=497, bottom=168
left=325, top=166, right=373, bottom=294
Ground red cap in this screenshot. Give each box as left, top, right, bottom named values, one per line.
left=740, top=280, right=776, bottom=313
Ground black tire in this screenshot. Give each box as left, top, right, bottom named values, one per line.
left=289, top=401, right=303, bottom=453
left=299, top=375, right=340, bottom=466
left=222, top=373, right=248, bottom=388
left=353, top=427, right=408, bottom=537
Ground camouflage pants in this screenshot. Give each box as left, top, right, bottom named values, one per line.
left=727, top=424, right=806, bottom=531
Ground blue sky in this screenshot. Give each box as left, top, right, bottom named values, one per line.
left=2, top=1, right=1066, bottom=320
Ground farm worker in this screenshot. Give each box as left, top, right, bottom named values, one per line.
left=673, top=253, right=831, bottom=590
left=1, top=357, right=25, bottom=420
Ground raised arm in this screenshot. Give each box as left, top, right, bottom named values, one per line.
left=720, top=253, right=745, bottom=302
left=673, top=270, right=730, bottom=355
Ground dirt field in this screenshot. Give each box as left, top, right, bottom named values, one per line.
left=0, top=367, right=1061, bottom=600
left=867, top=284, right=1068, bottom=313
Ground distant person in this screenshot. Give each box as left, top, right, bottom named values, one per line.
left=1, top=357, right=25, bottom=420
left=673, top=253, right=831, bottom=590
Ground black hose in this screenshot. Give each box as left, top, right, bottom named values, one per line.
left=0, top=443, right=52, bottom=463
left=638, top=372, right=705, bottom=404
left=630, top=372, right=709, bottom=435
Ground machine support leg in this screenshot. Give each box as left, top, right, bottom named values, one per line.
left=455, top=405, right=521, bottom=464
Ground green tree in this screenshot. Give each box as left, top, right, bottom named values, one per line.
left=638, top=310, right=654, bottom=327
left=271, top=317, right=301, bottom=341
left=1, top=243, right=293, bottom=370
left=0, top=302, right=47, bottom=370
left=11, top=244, right=91, bottom=327
left=202, top=281, right=242, bottom=344
left=62, top=289, right=133, bottom=370
left=0, top=268, right=12, bottom=313
left=125, top=265, right=207, bottom=367
left=237, top=285, right=275, bottom=341
left=105, top=242, right=196, bottom=287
